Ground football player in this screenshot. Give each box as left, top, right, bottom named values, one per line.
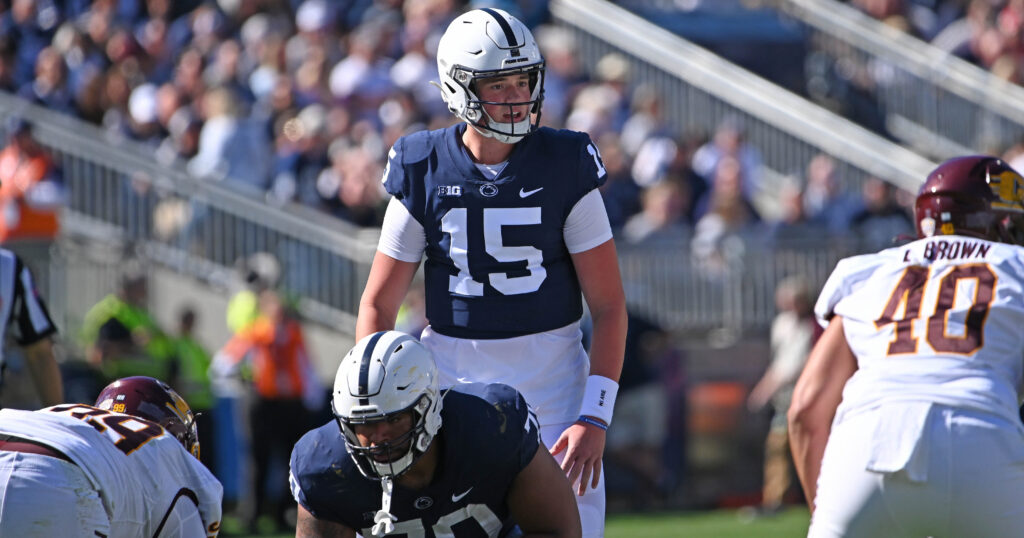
left=355, top=9, right=627, bottom=536
left=0, top=376, right=222, bottom=537
left=789, top=156, right=1024, bottom=536
left=289, top=330, right=582, bottom=537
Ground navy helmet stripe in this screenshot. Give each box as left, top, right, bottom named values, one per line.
left=358, top=331, right=387, bottom=399
left=480, top=8, right=520, bottom=57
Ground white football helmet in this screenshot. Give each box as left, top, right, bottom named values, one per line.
left=436, top=8, right=545, bottom=143
left=332, top=331, right=443, bottom=480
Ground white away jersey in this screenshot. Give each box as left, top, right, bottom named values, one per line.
left=815, top=236, right=1024, bottom=424
left=0, top=405, right=223, bottom=537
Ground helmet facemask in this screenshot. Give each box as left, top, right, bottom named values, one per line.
left=445, top=63, right=545, bottom=144
left=337, top=393, right=437, bottom=480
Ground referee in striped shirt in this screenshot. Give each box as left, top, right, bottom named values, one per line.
left=0, top=248, right=61, bottom=407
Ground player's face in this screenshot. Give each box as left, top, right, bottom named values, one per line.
left=353, top=411, right=416, bottom=462
left=475, top=73, right=532, bottom=123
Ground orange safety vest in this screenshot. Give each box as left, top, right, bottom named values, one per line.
left=218, top=316, right=310, bottom=400
left=0, top=147, right=60, bottom=241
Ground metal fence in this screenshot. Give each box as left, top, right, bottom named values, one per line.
left=777, top=0, right=1024, bottom=159
left=618, top=235, right=856, bottom=336
left=0, top=92, right=378, bottom=333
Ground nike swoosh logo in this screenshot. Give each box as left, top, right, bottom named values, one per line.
left=519, top=187, right=543, bottom=198
left=451, top=487, right=473, bottom=502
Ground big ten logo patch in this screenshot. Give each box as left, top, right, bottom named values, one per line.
left=437, top=186, right=462, bottom=198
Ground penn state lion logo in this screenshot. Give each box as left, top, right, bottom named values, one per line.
left=479, top=183, right=498, bottom=197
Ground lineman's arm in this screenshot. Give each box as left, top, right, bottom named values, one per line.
left=551, top=239, right=627, bottom=494
left=22, top=337, right=63, bottom=407
left=787, top=316, right=857, bottom=513
left=508, top=444, right=583, bottom=538
left=295, top=504, right=356, bottom=538
left=355, top=251, right=420, bottom=340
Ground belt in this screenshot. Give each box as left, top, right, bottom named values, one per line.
left=0, top=433, right=74, bottom=464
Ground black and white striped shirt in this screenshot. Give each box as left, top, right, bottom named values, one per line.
left=0, top=248, right=57, bottom=376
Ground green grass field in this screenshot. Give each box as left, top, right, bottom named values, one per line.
left=606, top=507, right=810, bottom=538
left=222, top=506, right=811, bottom=537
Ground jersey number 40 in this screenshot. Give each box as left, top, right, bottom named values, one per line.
left=875, top=263, right=995, bottom=355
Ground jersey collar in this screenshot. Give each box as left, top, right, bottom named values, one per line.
left=445, top=124, right=532, bottom=186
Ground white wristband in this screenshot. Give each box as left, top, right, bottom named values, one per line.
left=579, top=375, right=618, bottom=426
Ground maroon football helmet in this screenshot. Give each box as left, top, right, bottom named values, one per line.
left=915, top=155, right=1024, bottom=245
left=94, top=376, right=200, bottom=459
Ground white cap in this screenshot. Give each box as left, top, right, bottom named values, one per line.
left=296, top=0, right=328, bottom=33
left=129, top=83, right=158, bottom=125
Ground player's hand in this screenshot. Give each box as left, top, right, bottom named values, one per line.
left=550, top=420, right=606, bottom=496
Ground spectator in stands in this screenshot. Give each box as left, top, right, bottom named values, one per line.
left=597, top=134, right=642, bottom=231
left=691, top=156, right=762, bottom=275
left=850, top=176, right=915, bottom=252
left=566, top=52, right=631, bottom=141
left=536, top=25, right=588, bottom=128
left=0, top=116, right=65, bottom=277
left=18, top=45, right=74, bottom=114
left=931, top=0, right=1003, bottom=67
left=4, top=0, right=60, bottom=90
left=747, top=275, right=816, bottom=516
left=620, top=84, right=672, bottom=160
left=768, top=179, right=820, bottom=247
left=211, top=287, right=322, bottom=533
left=691, top=117, right=763, bottom=198
left=328, top=21, right=397, bottom=123
left=622, top=178, right=692, bottom=246
left=188, top=86, right=271, bottom=190
left=317, top=143, right=387, bottom=227
left=802, top=153, right=863, bottom=237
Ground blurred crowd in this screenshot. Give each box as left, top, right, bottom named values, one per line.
left=9, top=0, right=1000, bottom=520
left=0, top=0, right=928, bottom=264
left=846, top=0, right=1024, bottom=92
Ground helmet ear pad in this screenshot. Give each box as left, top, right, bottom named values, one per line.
left=438, top=71, right=482, bottom=123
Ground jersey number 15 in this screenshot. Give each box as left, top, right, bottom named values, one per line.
left=442, top=207, right=546, bottom=296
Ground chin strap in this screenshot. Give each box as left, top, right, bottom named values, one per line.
left=371, top=477, right=397, bottom=536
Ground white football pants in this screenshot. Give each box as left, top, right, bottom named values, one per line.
left=810, top=404, right=1024, bottom=538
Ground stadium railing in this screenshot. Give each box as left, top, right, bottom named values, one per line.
left=0, top=92, right=378, bottom=335
left=777, top=0, right=1024, bottom=158
left=551, top=0, right=936, bottom=197
left=617, top=234, right=857, bottom=338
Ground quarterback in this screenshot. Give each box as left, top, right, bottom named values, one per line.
left=355, top=8, right=627, bottom=536
left=789, top=156, right=1024, bottom=536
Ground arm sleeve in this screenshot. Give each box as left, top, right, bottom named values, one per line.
left=377, top=197, right=426, bottom=262
left=563, top=189, right=613, bottom=254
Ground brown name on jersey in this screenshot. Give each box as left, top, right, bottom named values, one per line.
left=904, top=239, right=992, bottom=262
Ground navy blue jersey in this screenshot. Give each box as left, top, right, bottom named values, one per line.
left=290, top=383, right=542, bottom=537
left=383, top=124, right=607, bottom=339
